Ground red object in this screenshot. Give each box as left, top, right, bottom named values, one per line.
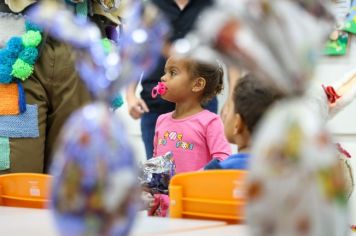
left=215, top=19, right=240, bottom=53
left=350, top=225, right=356, bottom=231
left=151, top=82, right=167, bottom=98
left=148, top=194, right=170, bottom=217
left=322, top=85, right=341, bottom=104
left=336, top=143, right=352, bottom=158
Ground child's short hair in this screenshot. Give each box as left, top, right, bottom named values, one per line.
left=233, top=74, right=285, bottom=133
left=188, top=60, right=224, bottom=104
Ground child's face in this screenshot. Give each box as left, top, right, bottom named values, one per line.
left=160, top=57, right=195, bottom=103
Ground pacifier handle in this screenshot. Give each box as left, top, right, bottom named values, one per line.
left=151, top=82, right=167, bottom=98
left=152, top=87, right=159, bottom=98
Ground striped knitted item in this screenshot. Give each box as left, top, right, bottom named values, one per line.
left=0, top=104, right=39, bottom=138
left=0, top=137, right=10, bottom=170
left=0, top=83, right=19, bottom=115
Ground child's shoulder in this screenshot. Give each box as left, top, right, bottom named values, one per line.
left=198, top=109, right=222, bottom=122
left=157, top=111, right=174, bottom=122
left=156, top=110, right=220, bottom=124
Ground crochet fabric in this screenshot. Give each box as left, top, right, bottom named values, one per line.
left=0, top=137, right=10, bottom=170
left=0, top=104, right=39, bottom=137
left=0, top=83, right=19, bottom=115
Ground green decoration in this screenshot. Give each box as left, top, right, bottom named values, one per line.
left=22, top=30, right=42, bottom=47
left=324, top=31, right=349, bottom=56
left=11, top=59, right=34, bottom=81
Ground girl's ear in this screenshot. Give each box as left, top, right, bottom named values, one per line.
left=192, top=77, right=206, bottom=93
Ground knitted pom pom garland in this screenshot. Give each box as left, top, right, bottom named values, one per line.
left=0, top=20, right=42, bottom=84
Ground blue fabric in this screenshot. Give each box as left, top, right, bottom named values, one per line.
left=203, top=96, right=218, bottom=114
left=19, top=47, right=39, bottom=64
left=204, top=153, right=250, bottom=170
left=25, top=21, right=43, bottom=32
left=141, top=112, right=161, bottom=160
left=204, top=158, right=222, bottom=170
left=17, top=82, right=26, bottom=113
left=220, top=153, right=250, bottom=169
left=6, top=37, right=23, bottom=54
left=0, top=104, right=39, bottom=138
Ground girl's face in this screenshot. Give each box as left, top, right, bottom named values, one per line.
left=160, top=57, right=195, bottom=103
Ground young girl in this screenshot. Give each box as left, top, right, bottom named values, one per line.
left=152, top=56, right=231, bottom=173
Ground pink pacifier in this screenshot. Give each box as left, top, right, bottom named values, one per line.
left=151, top=82, right=167, bottom=98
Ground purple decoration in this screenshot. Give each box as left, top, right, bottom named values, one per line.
left=112, top=0, right=169, bottom=93
left=27, top=0, right=169, bottom=103
left=51, top=103, right=139, bottom=236
left=26, top=2, right=149, bottom=236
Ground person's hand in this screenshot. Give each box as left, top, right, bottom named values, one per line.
left=141, top=190, right=154, bottom=210
left=126, top=93, right=149, bottom=119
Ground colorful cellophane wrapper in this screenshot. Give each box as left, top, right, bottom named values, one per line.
left=139, top=151, right=175, bottom=194
left=50, top=102, right=139, bottom=236
left=246, top=98, right=349, bottom=236
left=184, top=0, right=333, bottom=95
left=338, top=151, right=354, bottom=199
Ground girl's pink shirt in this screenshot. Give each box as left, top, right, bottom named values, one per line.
left=153, top=109, right=231, bottom=173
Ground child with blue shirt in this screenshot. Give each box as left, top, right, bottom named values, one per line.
left=205, top=73, right=285, bottom=170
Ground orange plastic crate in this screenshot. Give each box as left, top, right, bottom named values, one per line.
left=0, top=173, right=51, bottom=209
left=169, top=170, right=247, bottom=223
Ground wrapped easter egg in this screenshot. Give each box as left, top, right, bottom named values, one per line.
left=27, top=0, right=169, bottom=102
left=174, top=0, right=333, bottom=95
left=246, top=98, right=349, bottom=236
left=117, top=0, right=169, bottom=86
left=50, top=102, right=139, bottom=236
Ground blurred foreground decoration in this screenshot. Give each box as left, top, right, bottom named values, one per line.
left=51, top=103, right=139, bottom=236
left=247, top=99, right=348, bottom=236
left=28, top=0, right=168, bottom=102
left=27, top=0, right=169, bottom=235
left=174, top=0, right=333, bottom=95
left=173, top=0, right=349, bottom=235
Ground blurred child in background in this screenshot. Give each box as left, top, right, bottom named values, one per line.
left=205, top=73, right=285, bottom=170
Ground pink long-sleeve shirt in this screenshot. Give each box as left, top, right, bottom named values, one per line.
left=153, top=110, right=231, bottom=173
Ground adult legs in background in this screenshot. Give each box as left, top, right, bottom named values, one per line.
left=141, top=112, right=161, bottom=159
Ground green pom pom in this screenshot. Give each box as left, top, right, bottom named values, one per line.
left=101, top=38, right=112, bottom=55
left=22, top=31, right=42, bottom=48
left=11, top=59, right=33, bottom=81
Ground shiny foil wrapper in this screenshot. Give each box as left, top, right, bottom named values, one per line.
left=139, top=151, right=175, bottom=194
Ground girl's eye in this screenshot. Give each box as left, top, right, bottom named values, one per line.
left=170, top=70, right=177, bottom=76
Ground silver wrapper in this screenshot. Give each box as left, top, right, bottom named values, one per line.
left=139, top=151, right=174, bottom=194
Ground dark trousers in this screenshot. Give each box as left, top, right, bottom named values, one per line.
left=140, top=97, right=218, bottom=159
